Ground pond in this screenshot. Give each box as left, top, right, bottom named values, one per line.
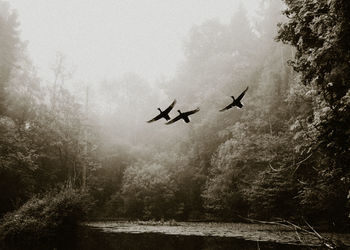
left=2, top=221, right=350, bottom=250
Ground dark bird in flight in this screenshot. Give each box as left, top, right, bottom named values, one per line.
left=147, top=99, right=177, bottom=123
left=220, top=86, right=249, bottom=111
left=166, top=108, right=200, bottom=125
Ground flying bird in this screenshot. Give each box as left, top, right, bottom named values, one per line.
left=147, top=99, right=177, bottom=123
left=220, top=86, right=249, bottom=111
left=165, top=108, right=200, bottom=125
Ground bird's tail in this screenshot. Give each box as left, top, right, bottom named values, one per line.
left=237, top=102, right=243, bottom=108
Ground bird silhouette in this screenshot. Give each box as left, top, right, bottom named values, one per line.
left=165, top=108, right=200, bottom=125
left=147, top=99, right=177, bottom=123
left=220, top=86, right=249, bottom=111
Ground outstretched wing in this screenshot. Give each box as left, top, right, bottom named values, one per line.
left=147, top=113, right=163, bottom=123
left=184, top=107, right=200, bottom=116
left=165, top=114, right=182, bottom=125
left=236, top=86, right=249, bottom=102
left=163, top=99, right=176, bottom=114
left=219, top=103, right=233, bottom=112
left=147, top=99, right=176, bottom=123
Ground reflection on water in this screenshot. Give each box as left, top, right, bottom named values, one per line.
left=2, top=226, right=317, bottom=250
left=75, top=227, right=317, bottom=250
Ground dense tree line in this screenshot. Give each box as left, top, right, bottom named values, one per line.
left=0, top=1, right=96, bottom=217
left=0, top=0, right=349, bottom=234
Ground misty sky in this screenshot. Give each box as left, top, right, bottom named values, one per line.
left=10, top=0, right=261, bottom=84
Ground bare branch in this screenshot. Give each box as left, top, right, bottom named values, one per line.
left=292, top=153, right=313, bottom=175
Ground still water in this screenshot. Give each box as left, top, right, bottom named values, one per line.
left=73, top=227, right=317, bottom=250
left=2, top=225, right=321, bottom=250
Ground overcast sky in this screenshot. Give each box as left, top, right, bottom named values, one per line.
left=10, top=0, right=261, bottom=85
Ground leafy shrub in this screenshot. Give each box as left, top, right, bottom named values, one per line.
left=0, top=186, right=91, bottom=243
left=244, top=168, right=298, bottom=220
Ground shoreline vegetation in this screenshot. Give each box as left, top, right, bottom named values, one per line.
left=0, top=187, right=90, bottom=244
left=0, top=189, right=348, bottom=249
left=84, top=220, right=350, bottom=248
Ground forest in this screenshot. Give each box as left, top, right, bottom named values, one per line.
left=0, top=0, right=349, bottom=244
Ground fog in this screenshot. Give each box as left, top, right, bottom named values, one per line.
left=4, top=0, right=348, bottom=234
left=11, top=0, right=261, bottom=83
left=9, top=0, right=267, bottom=151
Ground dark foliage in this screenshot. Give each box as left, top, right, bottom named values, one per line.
left=0, top=186, right=91, bottom=243
left=277, top=0, right=350, bottom=226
